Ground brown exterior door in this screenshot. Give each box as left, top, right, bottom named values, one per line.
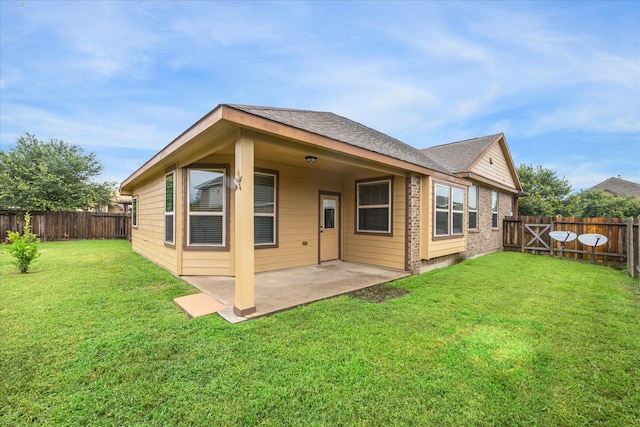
left=320, top=193, right=340, bottom=262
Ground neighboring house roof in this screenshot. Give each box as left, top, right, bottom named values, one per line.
left=114, top=194, right=132, bottom=205
left=194, top=176, right=224, bottom=190
left=226, top=104, right=450, bottom=174
left=421, top=133, right=523, bottom=194
left=591, top=177, right=640, bottom=198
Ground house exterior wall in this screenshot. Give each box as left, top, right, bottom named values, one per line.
left=129, top=149, right=415, bottom=275
left=343, top=172, right=407, bottom=270
left=253, top=160, right=343, bottom=273
left=464, top=185, right=513, bottom=259
left=420, top=176, right=467, bottom=261
left=470, top=143, right=516, bottom=189
left=180, top=153, right=233, bottom=276
left=131, top=173, right=178, bottom=274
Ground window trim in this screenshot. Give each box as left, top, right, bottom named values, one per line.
left=164, top=169, right=176, bottom=247
left=433, top=181, right=466, bottom=240
left=355, top=176, right=394, bottom=236
left=183, top=164, right=230, bottom=251
left=468, top=185, right=478, bottom=231
left=254, top=168, right=279, bottom=249
left=491, top=190, right=499, bottom=229
left=131, top=195, right=139, bottom=229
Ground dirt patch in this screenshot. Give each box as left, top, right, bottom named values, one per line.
left=349, top=283, right=409, bottom=303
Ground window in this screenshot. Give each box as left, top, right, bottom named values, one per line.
left=357, top=178, right=392, bottom=234
left=131, top=196, right=138, bottom=228
left=435, top=184, right=449, bottom=236
left=188, top=168, right=225, bottom=246
left=165, top=171, right=175, bottom=245
left=323, top=199, right=336, bottom=229
left=434, top=183, right=465, bottom=237
left=491, top=191, right=499, bottom=228
left=254, top=171, right=276, bottom=246
left=468, top=185, right=478, bottom=230
left=452, top=188, right=464, bottom=234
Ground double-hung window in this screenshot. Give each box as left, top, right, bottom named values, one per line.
left=434, top=183, right=465, bottom=237
left=254, top=171, right=277, bottom=246
left=164, top=171, right=175, bottom=245
left=187, top=167, right=226, bottom=246
left=491, top=191, right=499, bottom=228
left=357, top=177, right=392, bottom=234
left=468, top=185, right=478, bottom=230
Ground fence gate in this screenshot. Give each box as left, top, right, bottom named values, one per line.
left=524, top=223, right=551, bottom=253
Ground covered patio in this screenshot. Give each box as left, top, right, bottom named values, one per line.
left=180, top=261, right=409, bottom=322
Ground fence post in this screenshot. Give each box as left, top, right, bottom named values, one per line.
left=627, top=217, right=633, bottom=277
left=635, top=216, right=640, bottom=279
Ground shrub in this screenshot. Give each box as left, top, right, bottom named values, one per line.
left=6, top=212, right=41, bottom=273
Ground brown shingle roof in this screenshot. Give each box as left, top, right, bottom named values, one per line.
left=591, top=177, right=640, bottom=198
left=420, top=134, right=502, bottom=173
left=226, top=104, right=451, bottom=174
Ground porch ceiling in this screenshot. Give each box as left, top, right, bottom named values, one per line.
left=181, top=261, right=409, bottom=322
left=212, top=134, right=409, bottom=175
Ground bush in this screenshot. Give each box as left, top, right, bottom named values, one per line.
left=6, top=213, right=40, bottom=273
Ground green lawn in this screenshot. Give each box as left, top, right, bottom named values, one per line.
left=1, top=241, right=638, bottom=426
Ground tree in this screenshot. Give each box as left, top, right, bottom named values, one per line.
left=574, top=190, right=640, bottom=218
left=0, top=133, right=116, bottom=211
left=517, top=164, right=574, bottom=216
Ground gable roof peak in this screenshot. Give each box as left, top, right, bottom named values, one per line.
left=224, top=103, right=452, bottom=174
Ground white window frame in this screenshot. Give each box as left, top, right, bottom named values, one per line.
left=187, top=167, right=226, bottom=247
left=356, top=178, right=392, bottom=234
left=491, top=191, right=499, bottom=228
left=131, top=196, right=138, bottom=228
left=452, top=187, right=464, bottom=235
left=254, top=171, right=277, bottom=247
left=164, top=171, right=175, bottom=245
left=468, top=185, right=478, bottom=230
left=434, top=183, right=465, bottom=238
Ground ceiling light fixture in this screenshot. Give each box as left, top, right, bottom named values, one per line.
left=305, top=156, right=317, bottom=164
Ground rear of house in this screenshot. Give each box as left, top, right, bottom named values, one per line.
left=120, top=104, right=522, bottom=315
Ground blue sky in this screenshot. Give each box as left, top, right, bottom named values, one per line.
left=1, top=1, right=638, bottom=191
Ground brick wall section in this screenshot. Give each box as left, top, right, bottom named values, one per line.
left=406, top=175, right=421, bottom=273
left=464, top=185, right=513, bottom=259
left=420, top=185, right=514, bottom=272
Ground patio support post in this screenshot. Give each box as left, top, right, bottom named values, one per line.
left=233, top=137, right=256, bottom=316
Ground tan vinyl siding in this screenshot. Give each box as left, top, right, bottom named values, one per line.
left=420, top=176, right=466, bottom=260
left=131, top=175, right=178, bottom=273
left=254, top=161, right=342, bottom=273
left=344, top=174, right=406, bottom=270
left=470, top=144, right=516, bottom=189
left=180, top=251, right=231, bottom=276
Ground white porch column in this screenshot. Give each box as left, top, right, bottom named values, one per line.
left=233, top=137, right=256, bottom=316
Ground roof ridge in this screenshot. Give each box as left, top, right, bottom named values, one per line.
left=423, top=133, right=503, bottom=150
left=225, top=104, right=332, bottom=115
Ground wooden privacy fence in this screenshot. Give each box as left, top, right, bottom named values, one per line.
left=1, top=212, right=131, bottom=242
left=504, top=216, right=639, bottom=278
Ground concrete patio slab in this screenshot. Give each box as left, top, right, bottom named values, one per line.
left=174, top=293, right=227, bottom=318
left=182, top=261, right=409, bottom=322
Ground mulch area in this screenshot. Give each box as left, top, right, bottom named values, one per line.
left=348, top=283, right=409, bottom=303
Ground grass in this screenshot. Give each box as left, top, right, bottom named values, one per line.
left=1, top=240, right=639, bottom=426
